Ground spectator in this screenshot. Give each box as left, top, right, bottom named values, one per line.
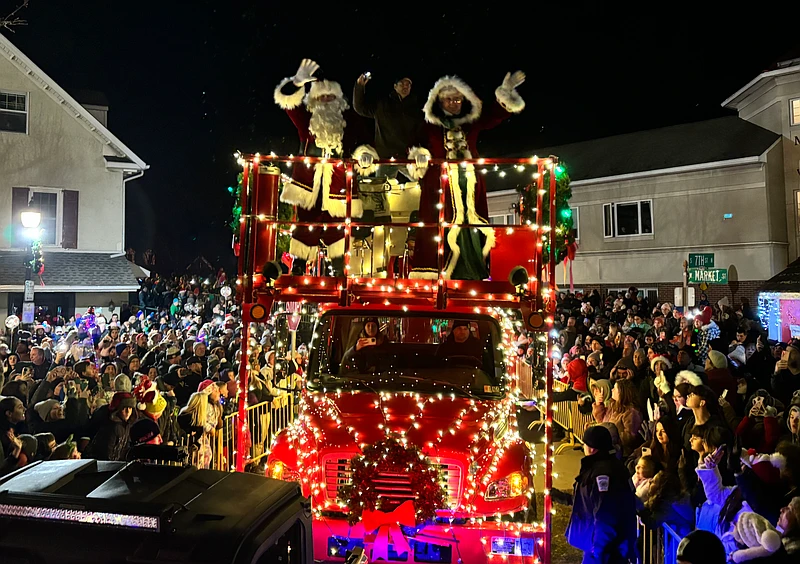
left=84, top=391, right=136, bottom=461
left=593, top=378, right=643, bottom=456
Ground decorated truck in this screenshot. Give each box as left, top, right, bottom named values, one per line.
left=231, top=152, right=564, bottom=563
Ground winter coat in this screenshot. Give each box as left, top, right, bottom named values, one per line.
left=26, top=397, right=89, bottom=444
left=565, top=451, right=638, bottom=563
left=592, top=402, right=643, bottom=457
left=695, top=465, right=751, bottom=538
left=736, top=416, right=781, bottom=454
left=771, top=369, right=800, bottom=408
left=706, top=367, right=740, bottom=411
left=735, top=466, right=798, bottom=526
left=84, top=414, right=132, bottom=461
left=352, top=83, right=424, bottom=159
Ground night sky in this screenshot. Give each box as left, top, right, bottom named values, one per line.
left=5, top=1, right=797, bottom=273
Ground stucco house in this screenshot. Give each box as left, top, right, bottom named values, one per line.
left=488, top=53, right=800, bottom=306
left=0, top=32, right=148, bottom=321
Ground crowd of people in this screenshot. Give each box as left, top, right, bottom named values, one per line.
left=0, top=274, right=306, bottom=477
left=529, top=287, right=800, bottom=563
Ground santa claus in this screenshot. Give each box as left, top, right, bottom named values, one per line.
left=274, top=59, right=372, bottom=270
left=406, top=71, right=526, bottom=280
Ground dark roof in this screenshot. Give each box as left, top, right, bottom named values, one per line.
left=68, top=88, right=109, bottom=107
left=104, top=155, right=135, bottom=164
left=760, top=258, right=800, bottom=293
left=0, top=252, right=140, bottom=289
left=488, top=116, right=779, bottom=191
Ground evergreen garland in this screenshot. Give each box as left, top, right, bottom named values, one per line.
left=229, top=171, right=294, bottom=258
left=516, top=164, right=575, bottom=264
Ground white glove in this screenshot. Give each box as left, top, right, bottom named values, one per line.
left=502, top=70, right=526, bottom=91
left=293, top=59, right=319, bottom=86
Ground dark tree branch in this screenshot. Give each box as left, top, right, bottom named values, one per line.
left=0, top=1, right=30, bottom=32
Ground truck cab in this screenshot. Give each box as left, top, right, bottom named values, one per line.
left=266, top=306, right=541, bottom=563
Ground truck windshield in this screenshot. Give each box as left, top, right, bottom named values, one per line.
left=307, top=313, right=506, bottom=399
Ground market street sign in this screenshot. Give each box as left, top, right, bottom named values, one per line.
left=689, top=268, right=728, bottom=284
left=688, top=253, right=715, bottom=268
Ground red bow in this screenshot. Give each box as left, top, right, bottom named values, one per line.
left=362, top=500, right=415, bottom=561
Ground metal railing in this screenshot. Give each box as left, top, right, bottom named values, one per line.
left=638, top=518, right=681, bottom=564
left=518, top=360, right=595, bottom=454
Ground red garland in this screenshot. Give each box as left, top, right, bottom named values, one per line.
left=339, top=436, right=446, bottom=525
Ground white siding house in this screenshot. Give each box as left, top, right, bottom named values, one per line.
left=0, top=32, right=148, bottom=321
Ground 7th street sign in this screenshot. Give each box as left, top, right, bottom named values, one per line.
left=689, top=268, right=728, bottom=284
left=688, top=253, right=714, bottom=268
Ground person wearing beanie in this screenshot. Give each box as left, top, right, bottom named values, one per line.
left=725, top=511, right=783, bottom=562
left=565, top=425, right=637, bottom=563
left=778, top=497, right=800, bottom=556
left=114, top=373, right=132, bottom=393
left=705, top=349, right=740, bottom=411
left=83, top=391, right=135, bottom=461
left=129, top=417, right=162, bottom=447
left=694, top=306, right=721, bottom=364
left=677, top=530, right=726, bottom=564
left=735, top=391, right=782, bottom=454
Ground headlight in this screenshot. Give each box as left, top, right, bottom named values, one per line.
left=484, top=472, right=528, bottom=501
left=267, top=460, right=285, bottom=480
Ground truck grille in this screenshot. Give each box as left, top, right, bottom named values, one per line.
left=323, top=456, right=462, bottom=509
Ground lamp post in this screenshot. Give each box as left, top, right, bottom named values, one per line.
left=20, top=209, right=41, bottom=324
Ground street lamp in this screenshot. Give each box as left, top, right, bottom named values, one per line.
left=20, top=210, right=41, bottom=229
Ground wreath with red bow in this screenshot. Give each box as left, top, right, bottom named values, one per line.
left=338, top=436, right=446, bottom=525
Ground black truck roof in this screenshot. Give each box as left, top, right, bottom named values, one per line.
left=0, top=459, right=311, bottom=563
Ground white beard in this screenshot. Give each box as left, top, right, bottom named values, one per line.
left=307, top=97, right=348, bottom=156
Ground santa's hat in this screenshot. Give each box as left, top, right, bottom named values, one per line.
left=741, top=449, right=786, bottom=484
left=734, top=512, right=782, bottom=554
left=675, top=370, right=702, bottom=387
left=132, top=376, right=166, bottom=417
left=304, top=79, right=344, bottom=105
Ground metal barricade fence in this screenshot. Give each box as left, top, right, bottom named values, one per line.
left=205, top=392, right=297, bottom=472
left=637, top=519, right=681, bottom=564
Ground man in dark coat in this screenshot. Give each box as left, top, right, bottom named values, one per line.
left=353, top=72, right=423, bottom=159
left=565, top=425, right=638, bottom=564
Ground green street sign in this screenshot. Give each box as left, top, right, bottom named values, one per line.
left=689, top=268, right=728, bottom=284
left=688, top=253, right=715, bottom=268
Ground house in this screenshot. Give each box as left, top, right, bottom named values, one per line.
left=0, top=32, right=148, bottom=321
left=487, top=54, right=800, bottom=308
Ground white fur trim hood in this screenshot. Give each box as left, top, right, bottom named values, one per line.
left=675, top=370, right=702, bottom=387
left=650, top=355, right=673, bottom=372
left=352, top=145, right=380, bottom=176
left=274, top=77, right=306, bottom=110
left=424, top=76, right=482, bottom=127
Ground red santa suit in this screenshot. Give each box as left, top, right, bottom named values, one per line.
left=274, top=77, right=367, bottom=261
left=407, top=75, right=525, bottom=279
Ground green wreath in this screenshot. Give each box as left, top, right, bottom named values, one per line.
left=339, top=436, right=446, bottom=525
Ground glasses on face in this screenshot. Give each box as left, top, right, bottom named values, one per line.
left=442, top=97, right=463, bottom=104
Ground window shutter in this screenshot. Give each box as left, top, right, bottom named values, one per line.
left=11, top=186, right=30, bottom=247
left=603, top=203, right=614, bottom=238
left=62, top=189, right=79, bottom=249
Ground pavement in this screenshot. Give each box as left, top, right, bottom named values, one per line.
left=533, top=438, right=583, bottom=494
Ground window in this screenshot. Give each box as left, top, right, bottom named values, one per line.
left=602, top=201, right=653, bottom=238
left=28, top=190, right=60, bottom=245
left=792, top=98, right=800, bottom=127
left=489, top=213, right=515, bottom=225
left=569, top=206, right=580, bottom=240
left=0, top=91, right=28, bottom=134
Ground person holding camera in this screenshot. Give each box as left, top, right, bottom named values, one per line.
left=27, top=369, right=90, bottom=443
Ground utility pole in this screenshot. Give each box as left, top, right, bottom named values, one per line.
left=683, top=260, right=689, bottom=315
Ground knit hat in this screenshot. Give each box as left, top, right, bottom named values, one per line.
left=696, top=306, right=713, bottom=326
left=129, top=418, right=161, bottom=446
left=677, top=530, right=726, bottom=564
left=728, top=345, right=746, bottom=366
left=733, top=512, right=782, bottom=553
left=133, top=376, right=159, bottom=410
left=34, top=399, right=59, bottom=422
left=114, top=373, right=132, bottom=392
left=49, top=435, right=77, bottom=460
left=614, top=356, right=635, bottom=371
left=650, top=355, right=672, bottom=372
left=18, top=434, right=38, bottom=460
left=197, top=379, right=215, bottom=394
left=582, top=425, right=613, bottom=452
left=115, top=342, right=129, bottom=356
left=162, top=371, right=180, bottom=388
left=587, top=351, right=602, bottom=366
left=707, top=350, right=728, bottom=370
left=109, top=392, right=136, bottom=414
left=675, top=370, right=703, bottom=387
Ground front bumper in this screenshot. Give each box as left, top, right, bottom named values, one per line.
left=315, top=516, right=545, bottom=563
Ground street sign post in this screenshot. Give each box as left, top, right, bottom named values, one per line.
left=689, top=268, right=728, bottom=284
left=23, top=280, right=34, bottom=302
left=688, top=253, right=715, bottom=268
left=674, top=287, right=696, bottom=307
